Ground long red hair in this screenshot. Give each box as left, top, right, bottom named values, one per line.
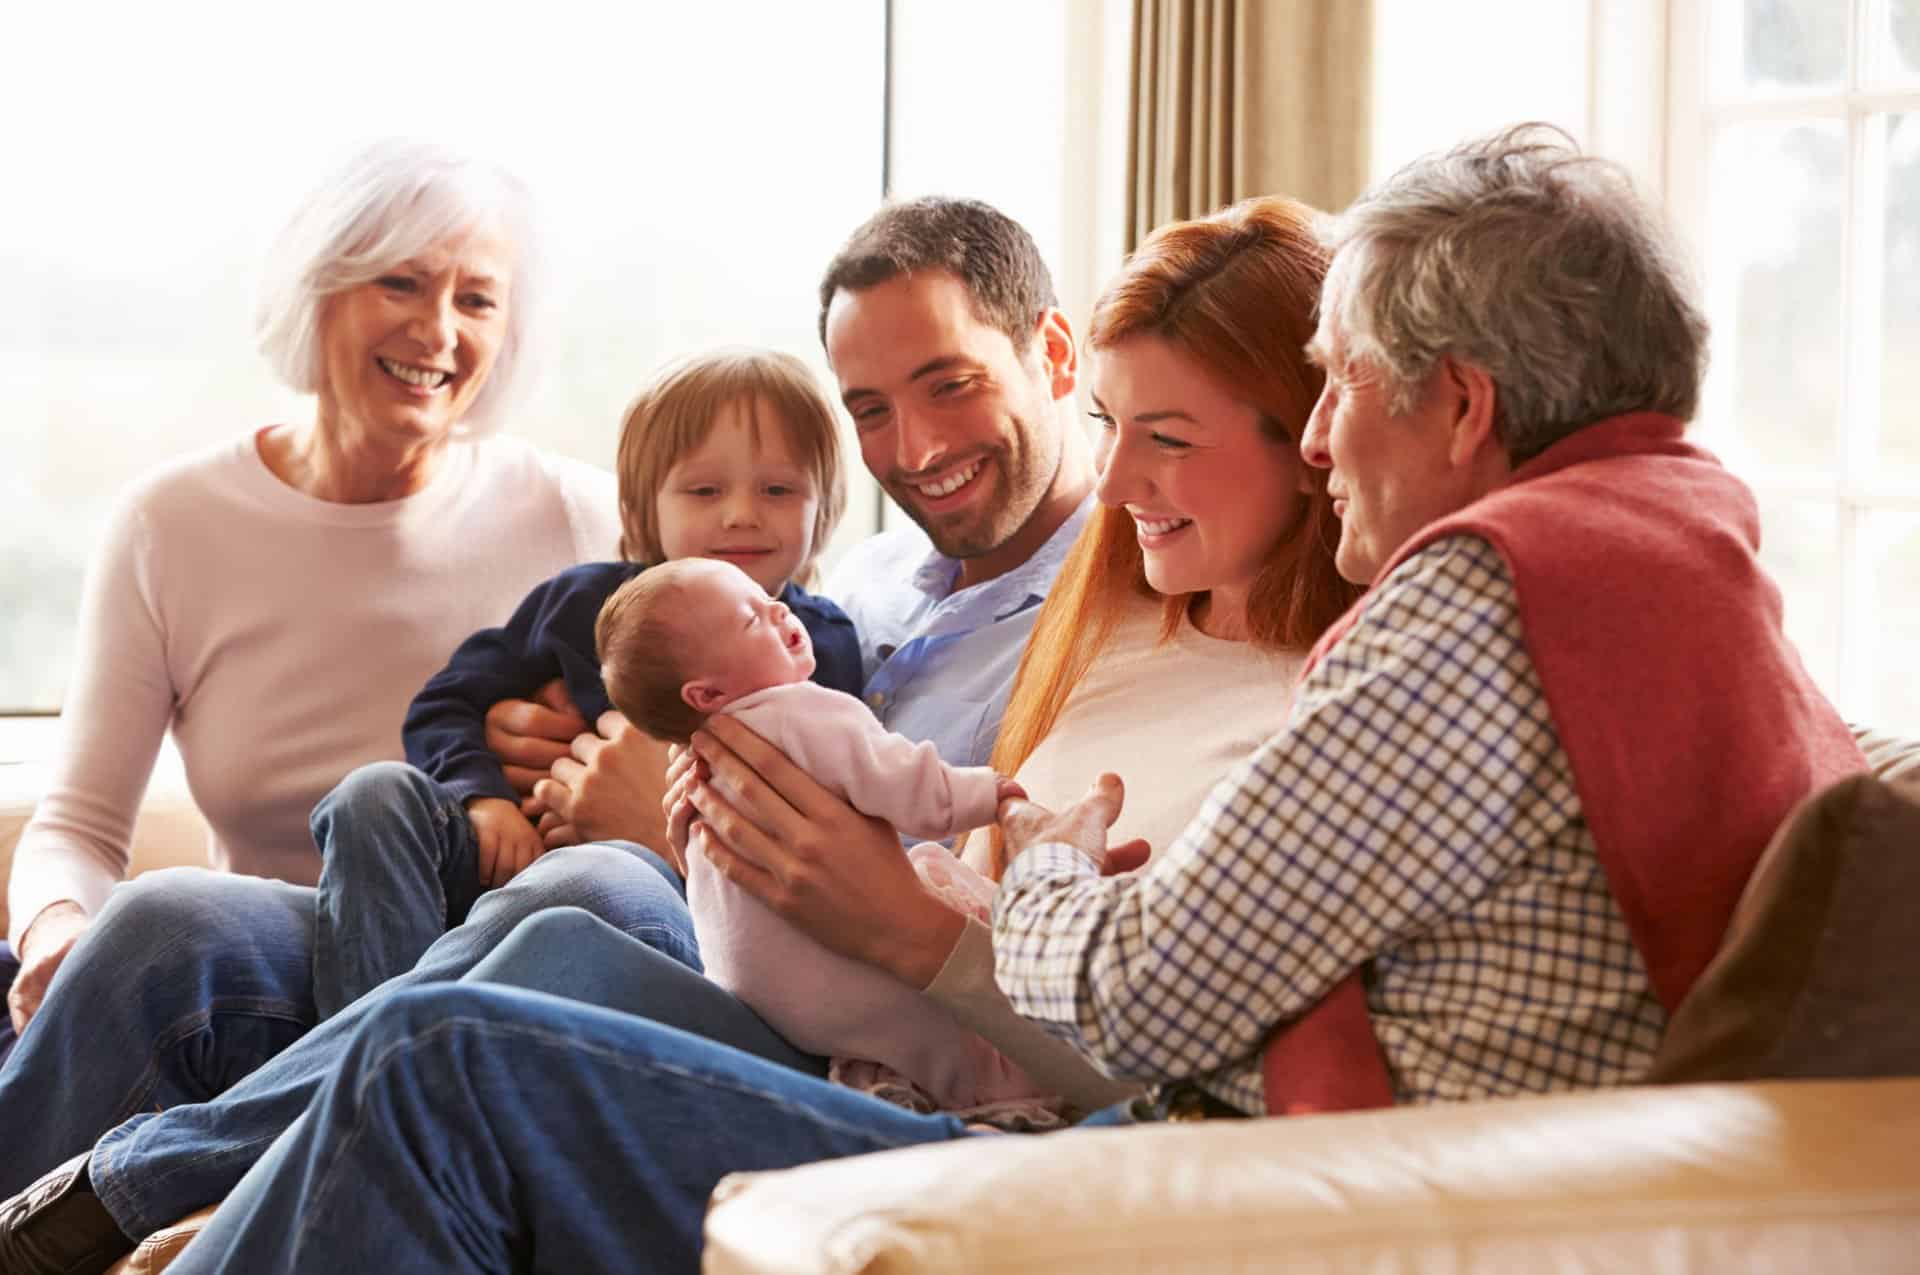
left=984, top=197, right=1359, bottom=870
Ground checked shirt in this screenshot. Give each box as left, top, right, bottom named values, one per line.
left=993, top=535, right=1668, bottom=1113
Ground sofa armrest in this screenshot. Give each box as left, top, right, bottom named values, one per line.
left=706, top=1079, right=1920, bottom=1274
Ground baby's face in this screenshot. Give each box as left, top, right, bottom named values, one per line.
left=677, top=559, right=816, bottom=705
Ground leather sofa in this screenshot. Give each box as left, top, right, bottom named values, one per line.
left=704, top=1077, right=1920, bottom=1273
left=702, top=728, right=1920, bottom=1273
left=92, top=730, right=1920, bottom=1271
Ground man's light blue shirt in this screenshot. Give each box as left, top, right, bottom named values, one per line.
left=823, top=495, right=1095, bottom=769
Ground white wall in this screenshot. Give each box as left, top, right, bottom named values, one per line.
left=887, top=0, right=1133, bottom=334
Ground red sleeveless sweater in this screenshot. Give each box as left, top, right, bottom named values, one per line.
left=1259, top=413, right=1865, bottom=1115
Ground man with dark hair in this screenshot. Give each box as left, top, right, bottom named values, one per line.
left=818, top=196, right=1096, bottom=769
left=5, top=127, right=1865, bottom=1275
left=0, top=195, right=1103, bottom=1275
left=817, top=196, right=1060, bottom=349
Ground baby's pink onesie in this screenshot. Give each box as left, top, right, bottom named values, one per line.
left=691, top=682, right=1044, bottom=1109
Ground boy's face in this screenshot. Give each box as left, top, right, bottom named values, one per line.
left=675, top=559, right=817, bottom=713
left=655, top=398, right=820, bottom=594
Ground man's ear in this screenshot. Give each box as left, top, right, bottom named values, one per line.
left=1034, top=307, right=1078, bottom=402
left=681, top=679, right=731, bottom=714
left=1439, top=357, right=1501, bottom=470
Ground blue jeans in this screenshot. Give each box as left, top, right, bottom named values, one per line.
left=89, top=907, right=825, bottom=1239
left=0, top=763, right=702, bottom=1216
left=166, top=982, right=976, bottom=1274
left=311, top=762, right=489, bottom=1020
left=0, top=942, right=19, bottom=1066
left=0, top=869, right=319, bottom=1195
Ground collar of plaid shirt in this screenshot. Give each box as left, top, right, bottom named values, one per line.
left=1259, top=411, right=1866, bottom=1117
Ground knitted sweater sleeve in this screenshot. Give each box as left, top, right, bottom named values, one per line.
left=8, top=493, right=173, bottom=948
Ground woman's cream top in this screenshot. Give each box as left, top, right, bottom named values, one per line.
left=927, top=591, right=1305, bottom=1109
left=1012, top=596, right=1304, bottom=855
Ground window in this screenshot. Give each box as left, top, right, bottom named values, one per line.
left=1667, top=0, right=1920, bottom=735
left=0, top=1, right=887, bottom=714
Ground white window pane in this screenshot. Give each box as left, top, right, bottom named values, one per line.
left=1755, top=495, right=1841, bottom=696
left=1869, top=0, right=1920, bottom=86
left=1712, top=0, right=1848, bottom=95
left=0, top=1, right=886, bottom=713
left=1706, top=122, right=1847, bottom=477
left=1866, top=512, right=1920, bottom=736
left=1882, top=113, right=1920, bottom=482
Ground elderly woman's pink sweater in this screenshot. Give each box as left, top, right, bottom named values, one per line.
left=7, top=429, right=618, bottom=950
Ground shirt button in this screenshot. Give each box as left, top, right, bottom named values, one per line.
left=868, top=691, right=887, bottom=710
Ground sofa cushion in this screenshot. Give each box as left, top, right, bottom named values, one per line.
left=1648, top=770, right=1920, bottom=1083
left=1855, top=724, right=1920, bottom=799
left=706, top=1079, right=1920, bottom=1274
left=104, top=1205, right=216, bottom=1275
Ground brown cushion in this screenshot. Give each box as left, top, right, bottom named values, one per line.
left=104, top=1205, right=216, bottom=1275
left=1649, top=770, right=1920, bottom=1083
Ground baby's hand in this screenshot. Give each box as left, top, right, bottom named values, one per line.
left=994, top=776, right=1027, bottom=806
left=467, top=797, right=546, bottom=889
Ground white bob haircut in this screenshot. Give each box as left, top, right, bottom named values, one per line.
left=1318, top=123, right=1709, bottom=465
left=254, top=139, right=541, bottom=437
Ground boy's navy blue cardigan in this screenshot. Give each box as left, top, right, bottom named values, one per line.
left=403, top=561, right=863, bottom=807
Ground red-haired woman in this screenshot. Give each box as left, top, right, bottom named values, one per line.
left=80, top=198, right=1360, bottom=1273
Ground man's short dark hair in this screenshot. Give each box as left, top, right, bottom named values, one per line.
left=816, top=196, right=1059, bottom=351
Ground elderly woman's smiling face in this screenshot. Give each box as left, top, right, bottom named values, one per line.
left=316, top=223, right=515, bottom=448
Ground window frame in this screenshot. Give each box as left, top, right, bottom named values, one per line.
left=1663, top=0, right=1920, bottom=723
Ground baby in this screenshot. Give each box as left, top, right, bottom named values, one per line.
left=596, top=557, right=1042, bottom=1111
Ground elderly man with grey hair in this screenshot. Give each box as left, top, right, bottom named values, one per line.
left=994, top=121, right=1864, bottom=1113
left=26, top=125, right=1866, bottom=1275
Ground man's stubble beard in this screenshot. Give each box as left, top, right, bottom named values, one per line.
left=890, top=413, right=1062, bottom=562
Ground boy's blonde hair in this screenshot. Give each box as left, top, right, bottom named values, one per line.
left=595, top=568, right=707, bottom=744
left=614, top=348, right=848, bottom=586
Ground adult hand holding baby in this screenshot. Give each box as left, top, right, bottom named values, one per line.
left=661, top=744, right=703, bottom=876
left=682, top=714, right=967, bottom=990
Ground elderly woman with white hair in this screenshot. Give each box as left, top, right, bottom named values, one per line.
left=68, top=123, right=1859, bottom=1275
left=0, top=140, right=695, bottom=1172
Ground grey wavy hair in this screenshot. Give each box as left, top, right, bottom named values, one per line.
left=1318, top=123, right=1709, bottom=463
left=254, top=139, right=541, bottom=437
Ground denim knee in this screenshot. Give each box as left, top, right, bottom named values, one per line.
left=310, top=761, right=450, bottom=855
left=86, top=869, right=268, bottom=970
left=351, top=983, right=513, bottom=1064
left=488, top=846, right=699, bottom=969
left=488, top=907, right=606, bottom=960
left=62, top=869, right=316, bottom=1031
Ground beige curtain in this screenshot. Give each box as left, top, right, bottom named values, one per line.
left=1126, top=0, right=1373, bottom=250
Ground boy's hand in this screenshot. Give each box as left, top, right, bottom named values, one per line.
left=994, top=776, right=1027, bottom=805
left=467, top=797, right=546, bottom=888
